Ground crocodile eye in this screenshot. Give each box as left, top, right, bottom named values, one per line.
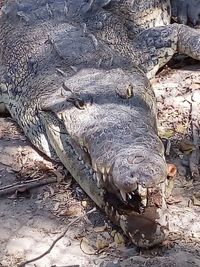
left=116, top=83, right=134, bottom=99
left=74, top=99, right=86, bottom=110
left=126, top=84, right=134, bottom=98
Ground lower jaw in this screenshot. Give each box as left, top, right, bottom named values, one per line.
left=103, top=187, right=168, bottom=248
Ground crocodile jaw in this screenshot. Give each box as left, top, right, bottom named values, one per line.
left=40, top=110, right=169, bottom=248
left=40, top=68, right=169, bottom=247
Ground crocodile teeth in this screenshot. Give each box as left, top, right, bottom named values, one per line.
left=110, top=206, right=114, bottom=213
left=127, top=193, right=132, bottom=199
left=102, top=174, right=107, bottom=182
left=120, top=215, right=126, bottom=221
left=106, top=166, right=111, bottom=174
left=120, top=190, right=127, bottom=202
left=89, top=168, right=94, bottom=175
left=92, top=162, right=97, bottom=171
left=96, top=173, right=102, bottom=188
left=78, top=156, right=82, bottom=161
left=83, top=146, right=88, bottom=153
left=115, top=210, right=120, bottom=220
left=141, top=197, right=147, bottom=207
left=138, top=185, right=147, bottom=197
left=101, top=166, right=106, bottom=174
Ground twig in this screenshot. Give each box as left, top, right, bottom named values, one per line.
left=0, top=176, right=57, bottom=197
left=189, top=96, right=200, bottom=180
left=18, top=207, right=96, bottom=267
left=165, top=139, right=171, bottom=156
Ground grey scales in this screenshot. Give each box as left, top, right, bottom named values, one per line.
left=0, top=0, right=200, bottom=247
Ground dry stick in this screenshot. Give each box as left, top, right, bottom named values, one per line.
left=18, top=207, right=96, bottom=267
left=189, top=97, right=200, bottom=180
left=0, top=176, right=57, bottom=197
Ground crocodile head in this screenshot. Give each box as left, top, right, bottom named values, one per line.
left=42, top=67, right=168, bottom=247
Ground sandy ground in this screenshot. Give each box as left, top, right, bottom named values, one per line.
left=0, top=62, right=200, bottom=267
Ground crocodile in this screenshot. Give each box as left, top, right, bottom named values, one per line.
left=0, top=0, right=200, bottom=248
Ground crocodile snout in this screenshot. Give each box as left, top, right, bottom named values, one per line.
left=111, top=147, right=168, bottom=203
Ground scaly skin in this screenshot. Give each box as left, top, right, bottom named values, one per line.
left=0, top=0, right=200, bottom=247
left=171, top=0, right=200, bottom=25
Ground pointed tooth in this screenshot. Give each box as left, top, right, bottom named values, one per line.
left=141, top=234, right=145, bottom=239
left=116, top=210, right=120, bottom=219
left=138, top=185, right=147, bottom=196
left=141, top=197, right=147, bottom=207
left=106, top=166, right=111, bottom=174
left=101, top=166, right=105, bottom=174
left=102, top=174, right=107, bottom=182
left=128, top=193, right=132, bottom=199
left=138, top=184, right=142, bottom=193
left=120, top=215, right=126, bottom=221
left=85, top=164, right=90, bottom=170
left=83, top=146, right=88, bottom=153
left=92, top=162, right=97, bottom=171
left=89, top=168, right=94, bottom=175
left=96, top=173, right=102, bottom=188
left=100, top=190, right=105, bottom=197
left=120, top=190, right=127, bottom=202
left=105, top=202, right=109, bottom=213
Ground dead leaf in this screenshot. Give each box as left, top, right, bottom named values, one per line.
left=176, top=124, right=187, bottom=134
left=192, top=196, right=200, bottom=206
left=53, top=170, right=65, bottom=183
left=93, top=225, right=107, bottom=233
left=179, top=139, right=194, bottom=154
left=60, top=205, right=83, bottom=217
left=190, top=83, right=200, bottom=91
left=81, top=201, right=87, bottom=208
left=111, top=230, right=116, bottom=237
left=159, top=129, right=175, bottom=139
left=29, top=170, right=39, bottom=178
left=167, top=196, right=182, bottom=205
left=114, top=232, right=125, bottom=247
left=96, top=232, right=111, bottom=250
left=167, top=164, right=177, bottom=177
left=166, top=179, right=174, bottom=198
left=80, top=237, right=96, bottom=255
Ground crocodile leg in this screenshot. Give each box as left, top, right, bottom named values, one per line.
left=131, top=23, right=200, bottom=78
left=171, top=0, right=200, bottom=25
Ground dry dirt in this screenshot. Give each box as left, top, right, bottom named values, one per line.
left=0, top=62, right=200, bottom=267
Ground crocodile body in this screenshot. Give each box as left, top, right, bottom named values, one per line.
left=0, top=0, right=200, bottom=247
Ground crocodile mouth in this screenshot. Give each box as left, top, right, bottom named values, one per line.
left=41, top=111, right=168, bottom=247
left=93, top=164, right=167, bottom=213
left=77, top=145, right=169, bottom=247
left=93, top=166, right=168, bottom=247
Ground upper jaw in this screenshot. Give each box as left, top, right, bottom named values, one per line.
left=77, top=139, right=168, bottom=210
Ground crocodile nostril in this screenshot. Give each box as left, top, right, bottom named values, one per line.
left=127, top=155, right=144, bottom=164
